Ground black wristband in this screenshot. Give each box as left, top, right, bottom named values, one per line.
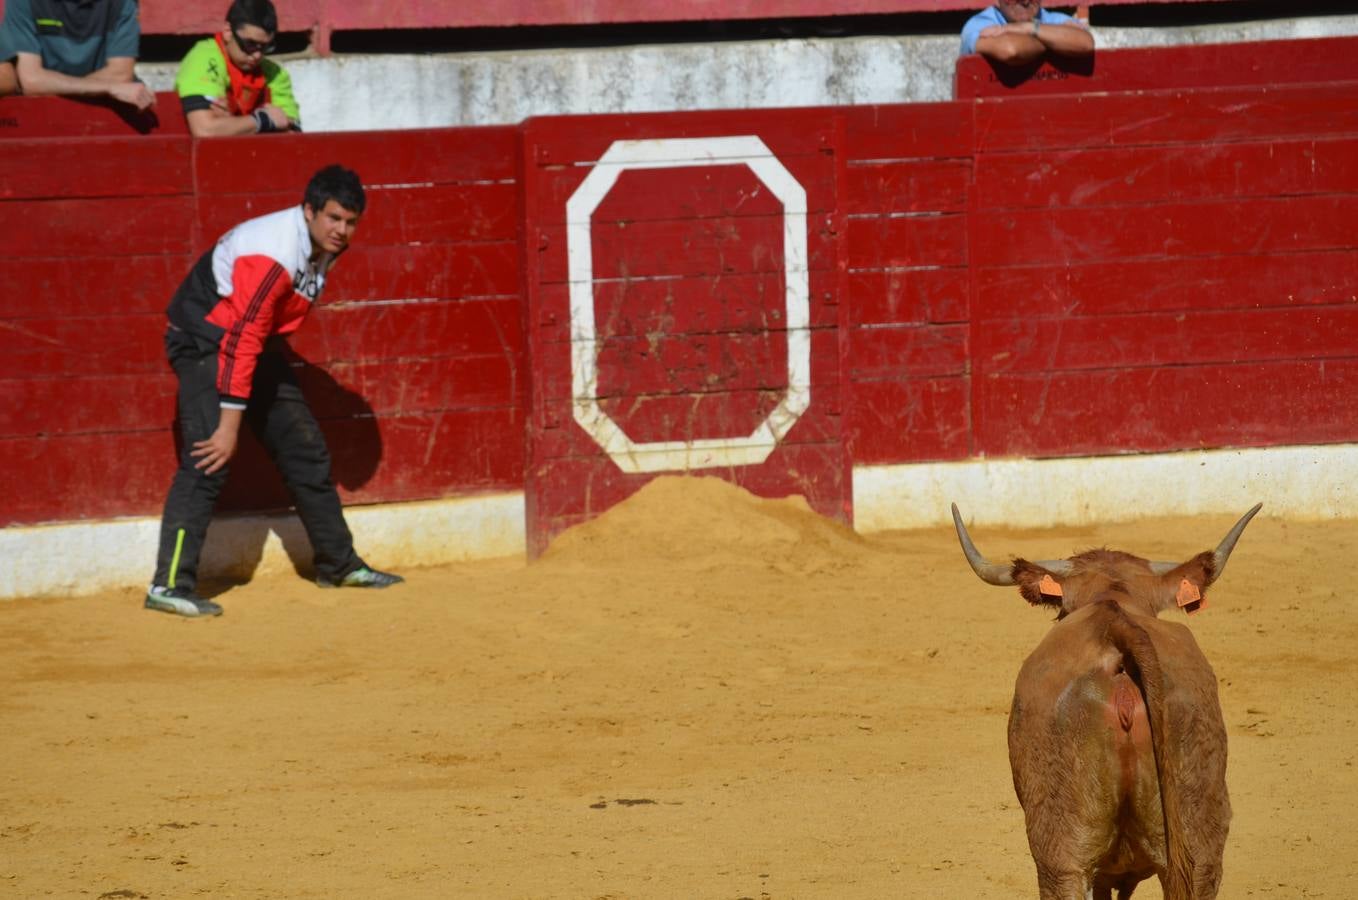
left=252, top=108, right=277, bottom=134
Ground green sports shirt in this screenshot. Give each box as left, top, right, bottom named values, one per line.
left=174, top=35, right=300, bottom=124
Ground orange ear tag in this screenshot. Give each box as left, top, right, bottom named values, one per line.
left=1039, top=574, right=1063, bottom=599
left=1176, top=578, right=1205, bottom=614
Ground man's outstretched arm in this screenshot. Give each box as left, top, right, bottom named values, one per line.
left=14, top=53, right=155, bottom=108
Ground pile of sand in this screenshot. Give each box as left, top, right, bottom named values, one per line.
left=539, top=475, right=875, bottom=574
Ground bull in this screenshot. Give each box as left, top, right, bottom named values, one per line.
left=951, top=502, right=1261, bottom=900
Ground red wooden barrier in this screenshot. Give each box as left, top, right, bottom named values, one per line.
left=0, top=126, right=524, bottom=526
left=955, top=35, right=1358, bottom=99
left=4, top=35, right=1358, bottom=546
left=966, top=79, right=1358, bottom=457
left=840, top=102, right=975, bottom=464
left=0, top=92, right=184, bottom=138
left=521, top=109, right=850, bottom=553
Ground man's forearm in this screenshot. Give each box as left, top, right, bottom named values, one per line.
left=15, top=56, right=129, bottom=98
left=1036, top=22, right=1095, bottom=57
left=186, top=109, right=265, bottom=137
left=216, top=406, right=244, bottom=436
left=976, top=33, right=1046, bottom=67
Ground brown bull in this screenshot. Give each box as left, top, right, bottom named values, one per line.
left=952, top=503, right=1261, bottom=900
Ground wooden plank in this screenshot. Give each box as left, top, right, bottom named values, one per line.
left=195, top=182, right=519, bottom=247
left=0, top=406, right=526, bottom=527
left=0, top=353, right=522, bottom=439
left=535, top=270, right=840, bottom=339
left=326, top=408, right=526, bottom=501
left=0, top=196, right=196, bottom=257
left=0, top=92, right=186, bottom=138
left=956, top=35, right=1358, bottom=100
left=974, top=82, right=1358, bottom=154
left=0, top=300, right=523, bottom=378
left=0, top=255, right=191, bottom=318
left=306, top=355, right=522, bottom=419
left=539, top=159, right=836, bottom=219
left=0, top=431, right=172, bottom=525
left=847, top=376, right=971, bottom=464
left=974, top=137, right=1358, bottom=211
left=843, top=213, right=968, bottom=269
left=840, top=103, right=973, bottom=162
left=527, top=111, right=835, bottom=167
left=122, top=0, right=1235, bottom=36
left=973, top=306, right=1358, bottom=375
left=532, top=386, right=843, bottom=461
left=0, top=374, right=173, bottom=439
left=0, top=137, right=192, bottom=200
left=136, top=0, right=322, bottom=34
left=313, top=0, right=1145, bottom=31
left=533, top=327, right=840, bottom=401
left=528, top=440, right=847, bottom=513
left=537, top=213, right=837, bottom=283
left=292, top=298, right=526, bottom=364
left=846, top=268, right=969, bottom=326
left=192, top=127, right=519, bottom=194
left=324, top=242, right=520, bottom=303
left=974, top=251, right=1358, bottom=321
left=974, top=359, right=1358, bottom=457
left=0, top=314, right=167, bottom=378
left=845, top=323, right=969, bottom=380
left=972, top=195, right=1358, bottom=268
left=207, top=407, right=526, bottom=512
left=842, top=158, right=971, bottom=215
left=1, top=405, right=527, bottom=527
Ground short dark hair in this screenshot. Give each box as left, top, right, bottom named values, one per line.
left=226, top=0, right=278, bottom=35
left=304, top=165, right=366, bottom=214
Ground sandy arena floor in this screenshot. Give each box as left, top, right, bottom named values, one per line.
left=1, top=476, right=1354, bottom=898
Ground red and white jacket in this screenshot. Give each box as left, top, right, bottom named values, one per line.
left=167, top=205, right=338, bottom=409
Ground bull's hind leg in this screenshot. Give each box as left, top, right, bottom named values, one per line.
left=1035, top=866, right=1091, bottom=900
left=1191, top=861, right=1224, bottom=899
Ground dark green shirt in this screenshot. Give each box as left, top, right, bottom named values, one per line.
left=0, top=0, right=140, bottom=75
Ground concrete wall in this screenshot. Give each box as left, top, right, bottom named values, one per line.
left=137, top=14, right=1358, bottom=132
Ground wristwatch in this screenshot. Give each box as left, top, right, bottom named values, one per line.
left=1032, top=19, right=1040, bottom=35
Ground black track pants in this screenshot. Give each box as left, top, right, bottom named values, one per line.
left=152, top=328, right=362, bottom=590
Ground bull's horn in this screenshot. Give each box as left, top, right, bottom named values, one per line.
left=951, top=503, right=1017, bottom=585
left=1147, top=503, right=1263, bottom=581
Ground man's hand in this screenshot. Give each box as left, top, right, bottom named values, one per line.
left=108, top=81, right=156, bottom=111
left=191, top=408, right=243, bottom=474
left=260, top=104, right=291, bottom=131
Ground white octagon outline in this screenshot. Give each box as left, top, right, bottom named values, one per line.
left=565, top=135, right=810, bottom=474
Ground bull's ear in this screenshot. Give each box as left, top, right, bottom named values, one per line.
left=1013, top=559, right=1066, bottom=610
left=1155, top=550, right=1216, bottom=615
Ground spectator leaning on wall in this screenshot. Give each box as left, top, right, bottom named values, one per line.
left=0, top=0, right=155, bottom=109
left=145, top=165, right=403, bottom=618
left=175, top=0, right=299, bottom=136
left=960, top=0, right=1094, bottom=67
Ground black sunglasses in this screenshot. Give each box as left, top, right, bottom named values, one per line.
left=232, top=28, right=275, bottom=55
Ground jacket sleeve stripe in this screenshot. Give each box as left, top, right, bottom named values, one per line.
left=218, top=261, right=287, bottom=400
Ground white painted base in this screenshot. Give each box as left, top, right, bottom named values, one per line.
left=0, top=493, right=525, bottom=600
left=854, top=444, right=1356, bottom=532
left=3, top=445, right=1354, bottom=598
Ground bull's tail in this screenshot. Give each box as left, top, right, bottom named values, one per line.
left=1102, top=601, right=1194, bottom=900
